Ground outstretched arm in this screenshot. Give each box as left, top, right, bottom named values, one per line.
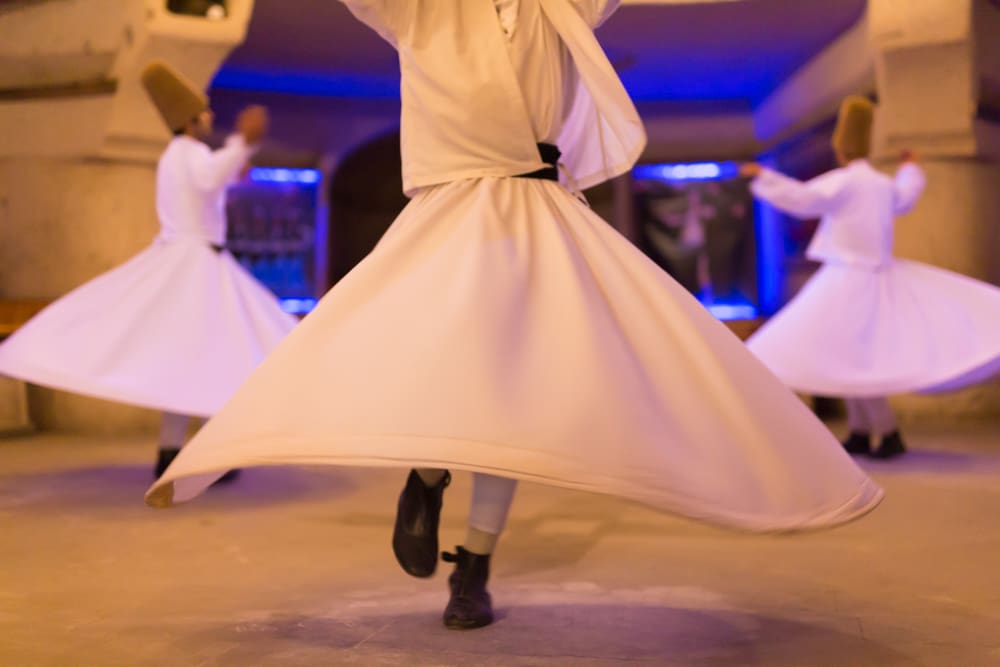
left=567, top=0, right=622, bottom=28
left=188, top=136, right=254, bottom=193
left=188, top=105, right=267, bottom=192
left=748, top=167, right=844, bottom=220
left=338, top=0, right=412, bottom=47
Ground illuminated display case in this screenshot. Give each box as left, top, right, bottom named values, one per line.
left=225, top=167, right=325, bottom=315
left=632, top=161, right=759, bottom=321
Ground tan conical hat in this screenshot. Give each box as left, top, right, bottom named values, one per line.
left=141, top=61, right=208, bottom=133
left=832, top=96, right=875, bottom=161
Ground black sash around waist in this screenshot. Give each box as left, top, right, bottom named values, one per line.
left=515, top=143, right=561, bottom=181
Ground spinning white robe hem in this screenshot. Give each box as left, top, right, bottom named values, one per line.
left=147, top=177, right=882, bottom=532
left=146, top=0, right=882, bottom=533
left=153, top=435, right=881, bottom=533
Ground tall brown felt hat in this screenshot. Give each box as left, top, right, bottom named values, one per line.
left=832, top=96, right=875, bottom=161
left=141, top=61, right=208, bottom=133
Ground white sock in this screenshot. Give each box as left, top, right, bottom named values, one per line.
left=159, top=412, right=190, bottom=450
left=465, top=473, right=517, bottom=554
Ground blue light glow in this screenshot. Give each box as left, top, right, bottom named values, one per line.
left=633, top=161, right=739, bottom=182
left=752, top=155, right=784, bottom=316
left=705, top=300, right=759, bottom=321
left=280, top=297, right=318, bottom=315
left=213, top=68, right=401, bottom=100
left=250, top=168, right=322, bottom=185
left=753, top=199, right=784, bottom=317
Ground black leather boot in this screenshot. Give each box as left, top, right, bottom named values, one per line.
left=392, top=469, right=450, bottom=578
left=442, top=546, right=493, bottom=630
left=842, top=431, right=871, bottom=456
left=872, top=431, right=906, bottom=459
left=154, top=448, right=180, bottom=477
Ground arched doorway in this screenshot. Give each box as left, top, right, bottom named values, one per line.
left=327, top=130, right=408, bottom=286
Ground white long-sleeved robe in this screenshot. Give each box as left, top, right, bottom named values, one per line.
left=753, top=160, right=925, bottom=269
left=146, top=0, right=882, bottom=533
left=158, top=135, right=255, bottom=246
left=0, top=134, right=297, bottom=416
left=342, top=0, right=644, bottom=195
left=748, top=160, right=1000, bottom=396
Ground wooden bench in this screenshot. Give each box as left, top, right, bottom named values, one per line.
left=0, top=299, right=48, bottom=434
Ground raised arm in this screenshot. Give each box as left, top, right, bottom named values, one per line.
left=188, top=105, right=266, bottom=192
left=567, top=0, right=622, bottom=28
left=750, top=168, right=844, bottom=220
left=892, top=161, right=926, bottom=215
left=187, top=135, right=254, bottom=193
left=338, top=0, right=413, bottom=47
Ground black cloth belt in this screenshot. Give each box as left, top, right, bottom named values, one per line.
left=515, top=143, right=561, bottom=181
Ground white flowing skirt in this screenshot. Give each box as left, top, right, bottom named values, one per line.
left=747, top=259, right=1000, bottom=397
left=0, top=238, right=297, bottom=417
left=146, top=179, right=881, bottom=532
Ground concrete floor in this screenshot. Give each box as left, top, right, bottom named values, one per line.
left=2, top=422, right=999, bottom=666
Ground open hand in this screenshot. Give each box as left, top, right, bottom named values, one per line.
left=237, top=105, right=269, bottom=145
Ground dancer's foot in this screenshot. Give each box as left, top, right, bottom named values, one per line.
left=841, top=432, right=871, bottom=456
left=392, top=469, right=450, bottom=577
left=871, top=431, right=906, bottom=459
left=442, top=546, right=493, bottom=630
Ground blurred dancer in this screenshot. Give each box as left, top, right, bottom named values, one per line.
left=0, top=62, right=296, bottom=475
left=744, top=96, right=1000, bottom=458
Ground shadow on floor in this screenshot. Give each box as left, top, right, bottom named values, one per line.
left=860, top=448, right=1000, bottom=475
left=0, top=464, right=359, bottom=514
left=183, top=604, right=927, bottom=667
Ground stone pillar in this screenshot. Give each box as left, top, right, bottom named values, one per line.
left=869, top=0, right=1000, bottom=420
left=0, top=0, right=254, bottom=432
